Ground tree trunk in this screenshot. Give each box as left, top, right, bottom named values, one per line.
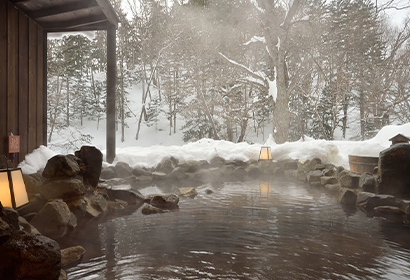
left=66, top=77, right=70, bottom=126
left=272, top=55, right=291, bottom=144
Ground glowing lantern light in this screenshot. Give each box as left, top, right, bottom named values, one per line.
left=0, top=168, right=29, bottom=209
left=259, top=181, right=272, bottom=198
left=259, top=146, right=272, bottom=161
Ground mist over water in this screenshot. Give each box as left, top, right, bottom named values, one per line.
left=63, top=179, right=410, bottom=280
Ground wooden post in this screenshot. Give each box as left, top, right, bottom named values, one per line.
left=106, top=25, right=116, bottom=163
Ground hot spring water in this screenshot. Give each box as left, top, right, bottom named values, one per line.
left=62, top=179, right=410, bottom=280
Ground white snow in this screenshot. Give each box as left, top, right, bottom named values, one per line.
left=18, top=123, right=410, bottom=174
left=243, top=36, right=266, bottom=46
left=268, top=78, right=277, bottom=102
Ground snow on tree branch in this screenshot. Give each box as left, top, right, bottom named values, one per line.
left=219, top=52, right=277, bottom=102
left=243, top=36, right=266, bottom=46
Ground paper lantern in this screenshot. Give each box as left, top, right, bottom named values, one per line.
left=259, top=146, right=272, bottom=161
left=0, top=168, right=29, bottom=209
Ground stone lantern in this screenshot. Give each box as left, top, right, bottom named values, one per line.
left=389, top=134, right=410, bottom=146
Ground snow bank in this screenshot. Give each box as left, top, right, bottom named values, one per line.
left=19, top=123, right=410, bottom=174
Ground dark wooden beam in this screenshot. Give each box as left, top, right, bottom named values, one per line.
left=0, top=0, right=8, bottom=156
left=28, top=1, right=99, bottom=19
left=41, top=14, right=107, bottom=31
left=46, top=21, right=110, bottom=33
left=96, top=0, right=119, bottom=28
left=106, top=25, right=116, bottom=163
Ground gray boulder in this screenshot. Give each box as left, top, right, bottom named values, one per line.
left=0, top=231, right=61, bottom=280
left=40, top=178, right=86, bottom=201
left=75, top=146, right=103, bottom=188
left=357, top=192, right=397, bottom=215
left=141, top=204, right=169, bottom=215
left=149, top=194, right=179, bottom=209
left=115, top=162, right=133, bottom=178
left=378, top=143, right=410, bottom=197
left=338, top=170, right=361, bottom=189
left=42, top=154, right=83, bottom=179
left=100, top=166, right=116, bottom=179
left=30, top=199, right=72, bottom=239
left=339, top=189, right=358, bottom=205
left=359, top=173, right=377, bottom=193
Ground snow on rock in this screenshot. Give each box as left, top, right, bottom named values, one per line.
left=19, top=145, right=56, bottom=174
left=18, top=123, right=410, bottom=174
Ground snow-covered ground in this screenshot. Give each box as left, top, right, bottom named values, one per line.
left=24, top=77, right=410, bottom=175
left=19, top=122, right=410, bottom=175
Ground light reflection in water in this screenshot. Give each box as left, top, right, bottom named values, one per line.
left=63, top=179, right=410, bottom=280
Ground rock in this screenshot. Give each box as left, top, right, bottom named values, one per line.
left=335, top=166, right=345, bottom=179
left=141, top=204, right=169, bottom=215
left=246, top=165, right=261, bottom=178
left=150, top=194, right=179, bottom=209
left=75, top=146, right=103, bottom=187
left=220, top=165, right=235, bottom=179
left=177, top=187, right=198, bottom=198
left=232, top=166, right=247, bottom=181
left=42, top=154, right=83, bottom=178
left=132, top=167, right=152, bottom=177
left=61, top=245, right=85, bottom=268
left=307, top=158, right=322, bottom=171
left=325, top=183, right=342, bottom=194
left=0, top=231, right=61, bottom=280
left=379, top=143, right=410, bottom=197
left=194, top=169, right=211, bottom=182
left=152, top=172, right=167, bottom=181
left=67, top=213, right=77, bottom=229
left=0, top=219, right=12, bottom=245
left=101, top=177, right=130, bottom=188
left=100, top=167, right=116, bottom=179
left=40, top=178, right=86, bottom=201
left=357, top=192, right=397, bottom=215
left=18, top=216, right=41, bottom=235
left=1, top=207, right=19, bottom=229
left=322, top=168, right=335, bottom=177
left=168, top=167, right=187, bottom=180
left=338, top=170, right=361, bottom=189
left=359, top=173, right=377, bottom=192
left=284, top=169, right=298, bottom=178
left=59, top=269, right=67, bottom=280
left=258, top=161, right=277, bottom=175
left=89, top=193, right=108, bottom=212
left=125, top=175, right=153, bottom=186
left=281, top=159, right=298, bottom=170
left=339, top=189, right=357, bottom=205
left=208, top=167, right=223, bottom=180
left=205, top=189, right=213, bottom=194
left=209, top=156, right=226, bottom=167
left=374, top=206, right=406, bottom=223
left=156, top=157, right=177, bottom=174
left=106, top=189, right=145, bottom=207
left=30, top=199, right=71, bottom=239
left=178, top=160, right=202, bottom=173
left=22, top=173, right=40, bottom=195
left=83, top=198, right=102, bottom=218
left=115, top=162, right=133, bottom=178
left=307, top=170, right=323, bottom=184
left=320, top=176, right=338, bottom=186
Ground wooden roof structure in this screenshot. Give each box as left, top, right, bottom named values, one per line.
left=1, top=0, right=119, bottom=164
left=9, top=0, right=119, bottom=32
left=389, top=134, right=410, bottom=145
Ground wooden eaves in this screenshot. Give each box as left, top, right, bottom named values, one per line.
left=10, top=0, right=119, bottom=163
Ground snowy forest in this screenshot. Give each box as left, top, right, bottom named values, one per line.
left=46, top=0, right=410, bottom=150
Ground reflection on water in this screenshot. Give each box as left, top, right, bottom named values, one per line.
left=62, top=179, right=410, bottom=280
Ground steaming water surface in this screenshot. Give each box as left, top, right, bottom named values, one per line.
left=64, top=179, right=410, bottom=279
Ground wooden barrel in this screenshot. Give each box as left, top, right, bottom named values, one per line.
left=348, top=155, right=379, bottom=174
